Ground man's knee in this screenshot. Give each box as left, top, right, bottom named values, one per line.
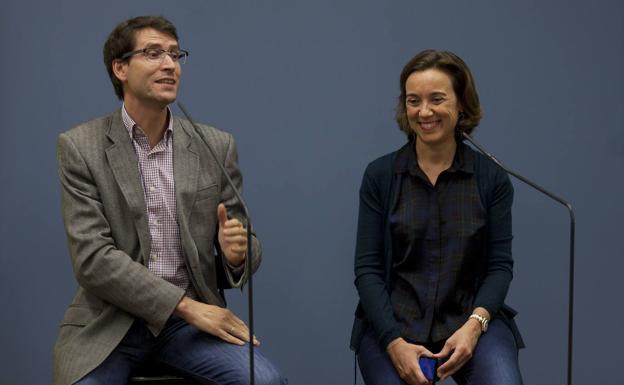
left=252, top=361, right=287, bottom=385
left=254, top=372, right=287, bottom=385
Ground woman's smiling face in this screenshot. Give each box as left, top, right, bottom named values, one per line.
left=405, top=68, right=461, bottom=147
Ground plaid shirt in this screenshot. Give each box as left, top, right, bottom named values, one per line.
left=389, top=142, right=487, bottom=343
left=122, top=105, right=194, bottom=297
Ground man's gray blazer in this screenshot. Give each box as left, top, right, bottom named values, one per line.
left=53, top=110, right=261, bottom=385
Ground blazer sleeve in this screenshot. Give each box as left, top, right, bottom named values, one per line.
left=57, top=133, right=185, bottom=333
left=473, top=166, right=515, bottom=317
left=214, top=131, right=262, bottom=289
left=354, top=162, right=401, bottom=349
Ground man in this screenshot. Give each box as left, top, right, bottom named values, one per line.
left=53, top=16, right=286, bottom=385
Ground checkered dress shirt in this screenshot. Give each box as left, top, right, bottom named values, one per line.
left=389, top=143, right=487, bottom=343
left=122, top=105, right=194, bottom=296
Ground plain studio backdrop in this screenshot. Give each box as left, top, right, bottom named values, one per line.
left=1, top=1, right=622, bottom=384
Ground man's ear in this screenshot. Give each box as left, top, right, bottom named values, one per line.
left=112, top=59, right=128, bottom=83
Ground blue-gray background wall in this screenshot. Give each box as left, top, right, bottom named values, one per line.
left=1, top=1, right=622, bottom=384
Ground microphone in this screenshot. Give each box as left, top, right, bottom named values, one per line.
left=461, top=131, right=576, bottom=385
left=176, top=101, right=256, bottom=385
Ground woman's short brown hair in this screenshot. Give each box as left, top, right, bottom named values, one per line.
left=395, top=49, right=482, bottom=139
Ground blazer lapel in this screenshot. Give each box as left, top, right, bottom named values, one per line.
left=172, top=117, right=200, bottom=234
left=104, top=111, right=151, bottom=263
left=173, top=118, right=225, bottom=305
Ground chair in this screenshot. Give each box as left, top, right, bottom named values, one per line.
left=128, top=376, right=194, bottom=384
left=127, top=361, right=198, bottom=385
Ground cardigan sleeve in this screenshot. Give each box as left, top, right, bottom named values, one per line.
left=473, top=165, right=515, bottom=317
left=354, top=161, right=402, bottom=349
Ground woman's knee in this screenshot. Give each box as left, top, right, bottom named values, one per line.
left=455, top=320, right=523, bottom=385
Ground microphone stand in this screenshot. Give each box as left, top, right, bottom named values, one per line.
left=177, top=102, right=255, bottom=385
left=462, top=132, right=575, bottom=385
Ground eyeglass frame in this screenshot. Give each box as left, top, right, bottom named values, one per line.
left=119, top=47, right=190, bottom=64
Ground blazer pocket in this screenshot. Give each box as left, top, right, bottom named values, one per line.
left=195, top=183, right=218, bottom=202
left=60, top=305, right=102, bottom=327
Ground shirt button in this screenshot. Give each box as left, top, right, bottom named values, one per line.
left=149, top=186, right=156, bottom=192
left=154, top=219, right=160, bottom=225
left=151, top=254, right=158, bottom=261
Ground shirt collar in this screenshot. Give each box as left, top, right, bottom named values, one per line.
left=394, top=139, right=475, bottom=176
left=121, top=104, right=174, bottom=144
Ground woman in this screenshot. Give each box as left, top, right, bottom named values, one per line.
left=351, top=50, right=524, bottom=385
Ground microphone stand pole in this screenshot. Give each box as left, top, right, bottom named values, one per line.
left=177, top=102, right=255, bottom=385
left=462, top=132, right=575, bottom=385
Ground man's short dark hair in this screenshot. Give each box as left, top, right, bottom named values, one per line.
left=395, top=49, right=482, bottom=139
left=103, top=16, right=179, bottom=100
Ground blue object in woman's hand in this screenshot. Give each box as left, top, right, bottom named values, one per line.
left=419, top=356, right=439, bottom=383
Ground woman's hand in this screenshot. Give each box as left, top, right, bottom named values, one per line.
left=433, top=318, right=482, bottom=380
left=386, top=337, right=434, bottom=385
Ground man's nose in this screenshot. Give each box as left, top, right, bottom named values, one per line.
left=160, top=53, right=176, bottom=70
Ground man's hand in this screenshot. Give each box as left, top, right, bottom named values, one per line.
left=175, top=297, right=259, bottom=346
left=217, top=203, right=248, bottom=267
left=386, top=337, right=434, bottom=385
left=433, top=318, right=482, bottom=380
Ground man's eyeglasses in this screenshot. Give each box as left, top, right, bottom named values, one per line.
left=120, top=48, right=189, bottom=64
